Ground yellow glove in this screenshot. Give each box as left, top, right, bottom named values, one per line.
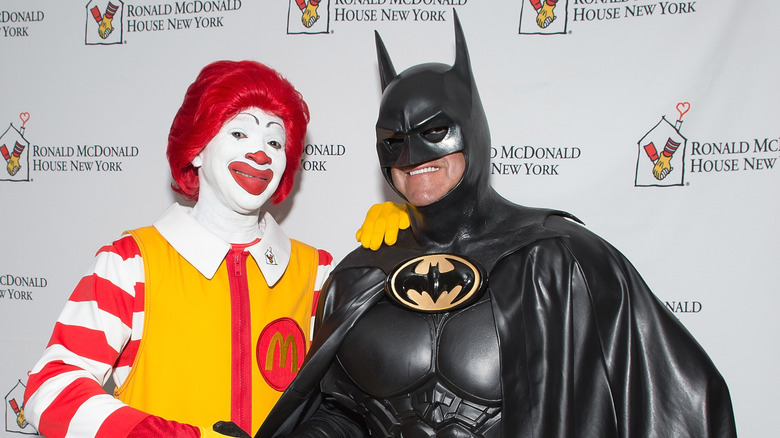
left=99, top=16, right=114, bottom=38
left=653, top=154, right=673, bottom=180
left=302, top=2, right=319, bottom=28
left=7, top=155, right=21, bottom=176
left=536, top=2, right=556, bottom=28
left=355, top=201, right=410, bottom=251
left=16, top=408, right=27, bottom=428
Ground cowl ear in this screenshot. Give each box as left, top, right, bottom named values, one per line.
left=451, top=9, right=474, bottom=84
left=374, top=30, right=397, bottom=91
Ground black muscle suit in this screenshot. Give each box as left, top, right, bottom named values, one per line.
left=246, top=12, right=737, bottom=438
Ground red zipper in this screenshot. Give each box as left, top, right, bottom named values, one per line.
left=228, top=247, right=252, bottom=431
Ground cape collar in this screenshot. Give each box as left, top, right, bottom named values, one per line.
left=337, top=205, right=576, bottom=275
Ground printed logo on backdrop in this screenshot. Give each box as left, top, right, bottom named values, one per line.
left=519, top=0, right=697, bottom=35
left=286, top=0, right=466, bottom=34
left=84, top=0, right=242, bottom=44
left=490, top=144, right=582, bottom=177
left=300, top=143, right=346, bottom=172
left=0, top=113, right=31, bottom=182
left=5, top=379, right=37, bottom=435
left=664, top=300, right=701, bottom=315
left=0, top=9, right=45, bottom=38
left=85, top=0, right=124, bottom=45
left=1, top=111, right=141, bottom=182
left=633, top=102, right=779, bottom=186
left=288, top=0, right=330, bottom=34
left=688, top=138, right=779, bottom=176
left=0, top=274, right=47, bottom=302
left=519, top=0, right=569, bottom=35
left=635, top=102, right=689, bottom=187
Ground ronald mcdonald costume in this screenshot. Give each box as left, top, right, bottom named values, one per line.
left=23, top=59, right=411, bottom=438
left=23, top=203, right=332, bottom=438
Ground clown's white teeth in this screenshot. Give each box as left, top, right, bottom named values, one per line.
left=233, top=169, right=265, bottom=179
left=409, top=167, right=438, bottom=176
left=234, top=169, right=254, bottom=178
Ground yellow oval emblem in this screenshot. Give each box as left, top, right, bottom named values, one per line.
left=385, top=253, right=486, bottom=312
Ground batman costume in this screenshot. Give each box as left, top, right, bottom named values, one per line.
left=250, top=12, right=737, bottom=438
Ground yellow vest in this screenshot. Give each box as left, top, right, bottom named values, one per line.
left=115, top=226, right=319, bottom=433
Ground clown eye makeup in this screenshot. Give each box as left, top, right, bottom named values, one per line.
left=268, top=139, right=283, bottom=150
left=231, top=131, right=247, bottom=140
left=422, top=126, right=448, bottom=143
left=264, top=120, right=286, bottom=150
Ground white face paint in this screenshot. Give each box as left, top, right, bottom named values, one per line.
left=192, top=107, right=287, bottom=215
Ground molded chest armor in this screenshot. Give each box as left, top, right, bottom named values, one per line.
left=331, top=294, right=502, bottom=436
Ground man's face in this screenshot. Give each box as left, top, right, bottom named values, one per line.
left=390, top=151, right=465, bottom=207
left=192, top=107, right=287, bottom=214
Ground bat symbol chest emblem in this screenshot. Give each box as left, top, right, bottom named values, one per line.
left=385, top=253, right=487, bottom=313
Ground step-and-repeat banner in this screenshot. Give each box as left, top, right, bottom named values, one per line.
left=1, top=1, right=777, bottom=435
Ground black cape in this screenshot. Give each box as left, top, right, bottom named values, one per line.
left=257, top=207, right=737, bottom=437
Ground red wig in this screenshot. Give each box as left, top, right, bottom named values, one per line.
left=167, top=60, right=309, bottom=204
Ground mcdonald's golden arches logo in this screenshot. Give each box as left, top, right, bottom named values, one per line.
left=256, top=317, right=307, bottom=391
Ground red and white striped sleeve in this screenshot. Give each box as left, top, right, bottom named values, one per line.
left=23, top=234, right=150, bottom=438
left=309, top=249, right=334, bottom=341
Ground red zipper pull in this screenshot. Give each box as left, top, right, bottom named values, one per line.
left=232, top=250, right=243, bottom=277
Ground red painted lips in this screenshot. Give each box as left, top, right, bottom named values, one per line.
left=229, top=161, right=274, bottom=195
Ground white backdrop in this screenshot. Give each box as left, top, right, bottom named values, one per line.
left=1, top=1, right=778, bottom=436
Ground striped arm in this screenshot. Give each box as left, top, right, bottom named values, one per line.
left=309, top=249, right=334, bottom=341
left=24, top=235, right=148, bottom=438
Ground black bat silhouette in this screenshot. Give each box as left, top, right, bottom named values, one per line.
left=397, top=257, right=475, bottom=306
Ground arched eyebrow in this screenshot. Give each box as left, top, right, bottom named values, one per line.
left=238, top=112, right=260, bottom=125
left=236, top=112, right=283, bottom=130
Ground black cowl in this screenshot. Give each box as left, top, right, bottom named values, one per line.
left=374, top=11, right=557, bottom=255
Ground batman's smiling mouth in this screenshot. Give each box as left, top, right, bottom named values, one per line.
left=408, top=166, right=438, bottom=176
